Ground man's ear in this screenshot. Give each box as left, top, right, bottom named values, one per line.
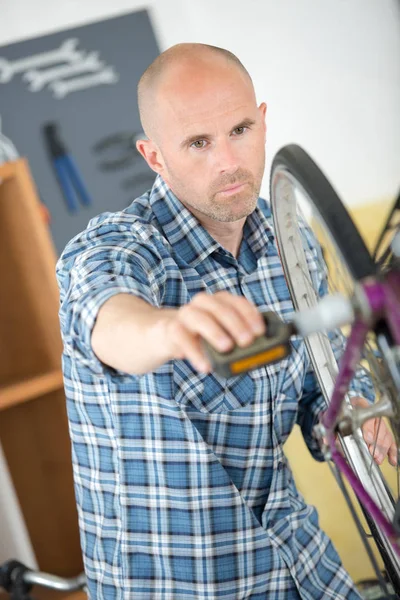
left=136, top=138, right=165, bottom=175
left=259, top=102, right=267, bottom=137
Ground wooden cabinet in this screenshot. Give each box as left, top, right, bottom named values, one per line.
left=0, top=159, right=82, bottom=576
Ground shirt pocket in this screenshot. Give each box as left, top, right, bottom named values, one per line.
left=272, top=335, right=306, bottom=441
left=173, top=360, right=256, bottom=414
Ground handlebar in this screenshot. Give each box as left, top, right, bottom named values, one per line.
left=24, top=570, right=86, bottom=591
left=0, top=560, right=86, bottom=599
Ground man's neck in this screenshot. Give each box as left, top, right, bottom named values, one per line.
left=188, top=207, right=246, bottom=257
left=203, top=219, right=245, bottom=257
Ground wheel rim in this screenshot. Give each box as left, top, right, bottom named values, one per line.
left=270, top=162, right=400, bottom=582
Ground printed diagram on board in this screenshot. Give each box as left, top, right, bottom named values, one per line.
left=0, top=8, right=160, bottom=253
left=0, top=38, right=119, bottom=98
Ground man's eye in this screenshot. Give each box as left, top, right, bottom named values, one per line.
left=191, top=140, right=206, bottom=149
left=233, top=126, right=246, bottom=135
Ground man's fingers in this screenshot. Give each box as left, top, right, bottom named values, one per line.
left=374, top=420, right=396, bottom=464
left=341, top=402, right=399, bottom=468
left=361, top=419, right=381, bottom=462
left=361, top=419, right=374, bottom=445
left=169, top=292, right=268, bottom=372
left=389, top=443, right=398, bottom=467
left=364, top=418, right=396, bottom=465
left=213, top=291, right=266, bottom=336
left=178, top=305, right=236, bottom=352
left=368, top=443, right=384, bottom=465
left=190, top=293, right=264, bottom=348
left=170, top=321, right=212, bottom=373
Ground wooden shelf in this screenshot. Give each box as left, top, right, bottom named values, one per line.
left=0, top=590, right=86, bottom=600
left=0, top=158, right=82, bottom=575
left=0, top=370, right=64, bottom=412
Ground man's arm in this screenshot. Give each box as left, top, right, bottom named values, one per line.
left=91, top=291, right=266, bottom=375
left=57, top=219, right=266, bottom=377
left=91, top=294, right=177, bottom=374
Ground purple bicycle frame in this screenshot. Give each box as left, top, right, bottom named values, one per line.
left=322, top=272, right=400, bottom=554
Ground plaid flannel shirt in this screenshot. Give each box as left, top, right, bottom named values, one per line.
left=57, top=175, right=372, bottom=599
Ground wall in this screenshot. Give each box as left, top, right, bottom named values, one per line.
left=1, top=0, right=399, bottom=581
left=2, top=0, right=399, bottom=207
left=0, top=445, right=37, bottom=568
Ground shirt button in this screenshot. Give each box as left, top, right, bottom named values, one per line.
left=277, top=461, right=285, bottom=471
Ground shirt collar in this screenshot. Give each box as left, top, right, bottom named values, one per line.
left=244, top=198, right=275, bottom=260
left=150, top=175, right=275, bottom=267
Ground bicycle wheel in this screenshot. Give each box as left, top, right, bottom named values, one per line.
left=270, top=144, right=400, bottom=591
left=373, top=189, right=400, bottom=272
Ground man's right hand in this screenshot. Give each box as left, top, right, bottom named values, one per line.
left=163, top=291, right=266, bottom=373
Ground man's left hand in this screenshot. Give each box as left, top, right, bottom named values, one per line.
left=351, top=396, right=398, bottom=466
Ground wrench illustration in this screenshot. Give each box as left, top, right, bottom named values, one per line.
left=0, top=38, right=84, bottom=83
left=50, top=66, right=119, bottom=99
left=24, top=51, right=104, bottom=92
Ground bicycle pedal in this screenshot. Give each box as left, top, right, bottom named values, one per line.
left=203, top=312, right=294, bottom=377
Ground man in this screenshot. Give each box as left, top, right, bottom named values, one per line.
left=57, top=44, right=396, bottom=599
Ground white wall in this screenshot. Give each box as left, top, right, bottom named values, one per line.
left=188, top=0, right=400, bottom=206
left=0, top=0, right=399, bottom=567
left=2, top=0, right=399, bottom=206
left=0, top=444, right=37, bottom=567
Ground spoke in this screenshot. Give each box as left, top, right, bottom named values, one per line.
left=350, top=427, right=385, bottom=510
left=290, top=188, right=399, bottom=500
left=295, top=206, right=354, bottom=297
left=327, top=459, right=392, bottom=597
left=369, top=417, right=383, bottom=475
left=289, top=237, right=316, bottom=297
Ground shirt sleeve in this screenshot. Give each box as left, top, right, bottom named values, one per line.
left=295, top=217, right=375, bottom=460
left=296, top=366, right=327, bottom=461
left=56, top=217, right=165, bottom=375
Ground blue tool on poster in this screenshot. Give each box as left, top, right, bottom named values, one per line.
left=43, top=122, right=92, bottom=213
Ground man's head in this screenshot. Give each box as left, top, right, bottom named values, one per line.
left=136, top=43, right=267, bottom=225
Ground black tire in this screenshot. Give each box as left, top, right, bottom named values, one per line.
left=270, top=144, right=376, bottom=281
left=270, top=144, right=400, bottom=595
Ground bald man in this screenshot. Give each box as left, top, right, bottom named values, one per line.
left=57, top=44, right=391, bottom=599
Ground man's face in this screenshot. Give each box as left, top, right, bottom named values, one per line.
left=144, top=62, right=267, bottom=224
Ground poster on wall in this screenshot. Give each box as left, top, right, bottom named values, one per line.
left=0, top=10, right=160, bottom=254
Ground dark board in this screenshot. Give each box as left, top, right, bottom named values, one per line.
left=0, top=9, right=159, bottom=254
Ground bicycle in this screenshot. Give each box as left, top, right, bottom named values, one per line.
left=205, top=144, right=400, bottom=598
left=271, top=145, right=400, bottom=594
left=0, top=560, right=86, bottom=600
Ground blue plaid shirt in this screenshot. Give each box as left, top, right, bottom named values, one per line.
left=57, top=175, right=371, bottom=600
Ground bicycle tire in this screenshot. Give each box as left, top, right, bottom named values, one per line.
left=269, top=143, right=400, bottom=592
left=270, top=144, right=376, bottom=281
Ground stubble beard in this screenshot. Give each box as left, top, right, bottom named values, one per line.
left=164, top=160, right=265, bottom=223
left=173, top=177, right=262, bottom=224
left=199, top=183, right=260, bottom=222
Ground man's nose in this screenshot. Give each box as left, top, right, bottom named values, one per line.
left=215, top=140, right=240, bottom=174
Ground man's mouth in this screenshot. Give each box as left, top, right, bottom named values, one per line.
left=218, top=182, right=248, bottom=195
